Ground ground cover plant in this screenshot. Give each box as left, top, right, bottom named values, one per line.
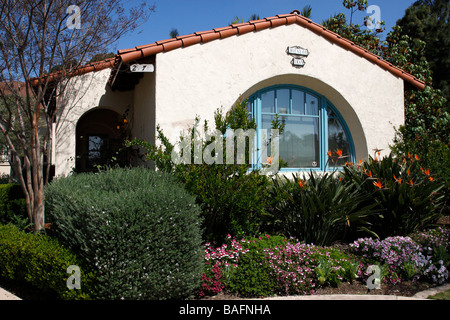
left=198, top=234, right=359, bottom=298
left=198, top=227, right=449, bottom=299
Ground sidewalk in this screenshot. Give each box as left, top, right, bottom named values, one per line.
left=0, top=287, right=21, bottom=300
left=1, top=283, right=449, bottom=300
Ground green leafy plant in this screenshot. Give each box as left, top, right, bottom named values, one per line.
left=314, top=256, right=334, bottom=286
left=341, top=154, right=445, bottom=238
left=0, top=184, right=28, bottom=229
left=223, top=235, right=288, bottom=297
left=127, top=99, right=282, bottom=243
left=268, top=171, right=379, bottom=246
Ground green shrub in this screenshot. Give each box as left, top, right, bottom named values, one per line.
left=0, top=223, right=96, bottom=299
left=223, top=235, right=288, bottom=297
left=341, top=153, right=445, bottom=238
left=128, top=100, right=279, bottom=243
left=0, top=183, right=28, bottom=228
left=0, top=173, right=9, bottom=184
left=45, top=167, right=204, bottom=300
left=268, top=171, right=379, bottom=246
left=312, top=248, right=359, bottom=287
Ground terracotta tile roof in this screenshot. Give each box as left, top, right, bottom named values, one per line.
left=111, top=11, right=425, bottom=90
left=29, top=58, right=116, bottom=86
left=32, top=11, right=426, bottom=91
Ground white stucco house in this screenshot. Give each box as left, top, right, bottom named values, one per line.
left=50, top=11, right=425, bottom=177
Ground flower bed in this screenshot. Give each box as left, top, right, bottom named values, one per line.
left=198, top=227, right=449, bottom=299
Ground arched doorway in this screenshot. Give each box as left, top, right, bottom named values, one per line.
left=75, top=108, right=131, bottom=173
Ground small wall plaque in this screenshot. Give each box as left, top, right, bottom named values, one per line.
left=287, top=46, right=309, bottom=68
left=287, top=46, right=309, bottom=57
left=291, top=58, right=305, bottom=68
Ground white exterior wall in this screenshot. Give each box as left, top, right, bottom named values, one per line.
left=54, top=69, right=134, bottom=176
left=0, top=163, right=10, bottom=176
left=153, top=24, right=405, bottom=162
left=54, top=23, right=406, bottom=176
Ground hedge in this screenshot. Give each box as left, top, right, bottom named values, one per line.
left=0, top=224, right=96, bottom=299
left=0, top=184, right=27, bottom=228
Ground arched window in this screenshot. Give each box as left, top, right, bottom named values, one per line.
left=248, top=85, right=354, bottom=171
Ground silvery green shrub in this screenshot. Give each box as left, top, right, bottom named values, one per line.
left=45, top=167, right=204, bottom=299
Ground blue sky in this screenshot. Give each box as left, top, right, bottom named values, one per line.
left=114, top=0, right=417, bottom=51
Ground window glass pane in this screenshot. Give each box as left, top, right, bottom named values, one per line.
left=88, top=135, right=106, bottom=168
left=291, top=90, right=305, bottom=115
left=280, top=116, right=319, bottom=168
left=253, top=87, right=353, bottom=170
left=248, top=98, right=254, bottom=121
left=261, top=115, right=274, bottom=163
left=306, top=94, right=319, bottom=116
left=276, top=89, right=290, bottom=114
left=328, top=117, right=351, bottom=167
left=248, top=98, right=253, bottom=115
left=261, top=90, right=275, bottom=113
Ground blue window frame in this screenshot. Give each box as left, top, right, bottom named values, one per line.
left=248, top=85, right=355, bottom=171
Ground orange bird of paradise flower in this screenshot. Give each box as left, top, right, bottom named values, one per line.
left=364, top=169, right=373, bottom=178
left=373, top=180, right=383, bottom=189
left=298, top=180, right=306, bottom=188
left=335, top=149, right=343, bottom=157
left=393, top=175, right=402, bottom=184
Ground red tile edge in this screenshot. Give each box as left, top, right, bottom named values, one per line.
left=30, top=58, right=115, bottom=86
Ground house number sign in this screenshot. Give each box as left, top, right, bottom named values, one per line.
left=287, top=46, right=309, bottom=68
left=130, top=64, right=154, bottom=72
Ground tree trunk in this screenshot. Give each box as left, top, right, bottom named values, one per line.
left=33, top=195, right=45, bottom=232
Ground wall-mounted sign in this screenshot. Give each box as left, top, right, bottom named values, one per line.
left=287, top=46, right=309, bottom=57
left=291, top=58, right=305, bottom=67
left=130, top=64, right=154, bottom=73
left=287, top=46, right=309, bottom=68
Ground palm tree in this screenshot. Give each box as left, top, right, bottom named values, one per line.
left=231, top=16, right=244, bottom=25
left=301, top=5, right=312, bottom=18
left=249, top=14, right=260, bottom=21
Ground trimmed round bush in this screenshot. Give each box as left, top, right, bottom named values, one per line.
left=45, top=167, right=204, bottom=300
